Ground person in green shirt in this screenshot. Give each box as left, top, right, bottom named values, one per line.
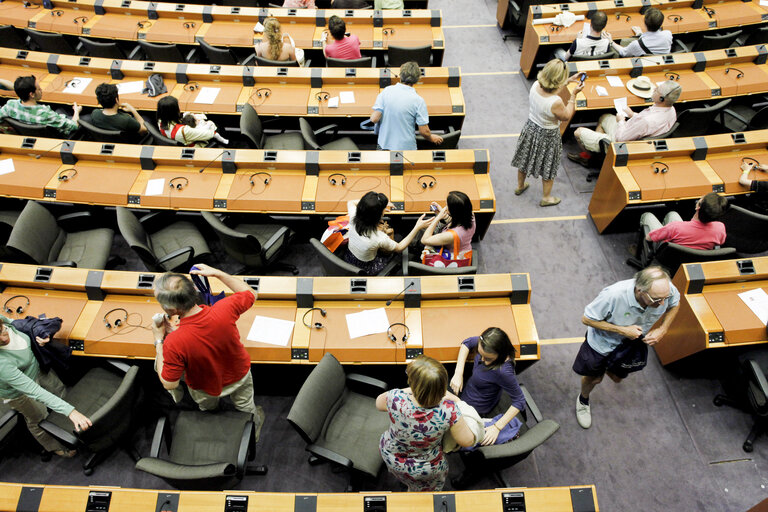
left=0, top=317, right=91, bottom=457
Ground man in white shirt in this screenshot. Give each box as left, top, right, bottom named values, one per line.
left=603, top=8, right=672, bottom=58
left=561, top=11, right=610, bottom=60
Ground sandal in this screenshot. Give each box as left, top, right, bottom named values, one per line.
left=539, top=197, right=561, bottom=207
left=514, top=183, right=530, bottom=196
left=53, top=449, right=76, bottom=458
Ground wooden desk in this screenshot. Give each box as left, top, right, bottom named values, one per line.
left=519, top=0, right=768, bottom=77
left=656, top=257, right=768, bottom=364
left=587, top=129, right=768, bottom=233
left=0, top=1, right=445, bottom=65
left=0, top=482, right=599, bottom=512
left=0, top=264, right=540, bottom=369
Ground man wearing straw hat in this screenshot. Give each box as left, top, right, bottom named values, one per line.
left=568, top=79, right=682, bottom=166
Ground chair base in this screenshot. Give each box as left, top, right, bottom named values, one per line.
left=245, top=464, right=268, bottom=476
left=714, top=394, right=765, bottom=453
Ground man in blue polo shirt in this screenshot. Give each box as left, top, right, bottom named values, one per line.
left=572, top=266, right=680, bottom=428
left=369, top=61, right=443, bottom=151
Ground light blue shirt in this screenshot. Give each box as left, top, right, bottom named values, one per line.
left=373, top=83, right=429, bottom=151
left=584, top=278, right=680, bottom=355
left=617, top=30, right=673, bottom=58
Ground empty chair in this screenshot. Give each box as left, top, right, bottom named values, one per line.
left=298, top=118, right=359, bottom=150
left=287, top=353, right=390, bottom=490
left=649, top=99, right=732, bottom=139
left=239, top=103, right=304, bottom=150
left=0, top=207, right=21, bottom=246
left=386, top=45, right=432, bottom=67
left=136, top=41, right=197, bottom=63
left=6, top=201, right=114, bottom=269
left=135, top=410, right=267, bottom=490
left=2, top=117, right=70, bottom=139
left=78, top=118, right=149, bottom=144
left=24, top=28, right=79, bottom=54
left=115, top=207, right=211, bottom=273
left=39, top=361, right=140, bottom=475
left=0, top=25, right=28, bottom=50
left=742, top=25, right=768, bottom=46
left=721, top=204, right=768, bottom=254
left=77, top=37, right=129, bottom=59
left=201, top=211, right=297, bottom=274
left=326, top=56, right=375, bottom=68
left=405, top=245, right=480, bottom=275
left=679, top=30, right=742, bottom=52
left=416, top=129, right=461, bottom=149
left=720, top=104, right=768, bottom=132
left=254, top=55, right=301, bottom=67
left=199, top=39, right=255, bottom=65
left=309, top=238, right=405, bottom=276
left=0, top=404, right=20, bottom=453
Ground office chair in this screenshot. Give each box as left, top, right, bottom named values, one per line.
left=626, top=241, right=736, bottom=275
left=741, top=26, right=768, bottom=46
left=648, top=99, right=732, bottom=139
left=721, top=205, right=768, bottom=255
left=719, top=104, right=768, bottom=133
left=24, top=28, right=80, bottom=55
left=78, top=118, right=151, bottom=145
left=2, top=117, right=71, bottom=139
left=136, top=40, right=198, bottom=63
left=586, top=138, right=613, bottom=182
left=0, top=404, right=20, bottom=454
left=325, top=56, right=376, bottom=68
left=309, top=238, right=406, bottom=276
left=199, top=39, right=255, bottom=66
left=405, top=245, right=480, bottom=276
left=287, top=353, right=390, bottom=490
left=677, top=30, right=742, bottom=53
left=254, top=55, right=301, bottom=67
left=385, top=45, right=432, bottom=67
left=416, top=129, right=461, bottom=149
left=77, top=37, right=129, bottom=59
left=298, top=117, right=359, bottom=151
left=239, top=103, right=304, bottom=150
left=0, top=25, right=28, bottom=50
left=0, top=207, right=21, bottom=247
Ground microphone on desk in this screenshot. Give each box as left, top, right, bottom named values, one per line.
left=386, top=281, right=415, bottom=306
left=198, top=150, right=230, bottom=173
left=34, top=140, right=69, bottom=159
left=394, top=151, right=415, bottom=167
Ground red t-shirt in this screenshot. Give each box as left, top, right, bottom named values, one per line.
left=324, top=35, right=362, bottom=60
left=648, top=219, right=726, bottom=250
left=161, top=291, right=254, bottom=396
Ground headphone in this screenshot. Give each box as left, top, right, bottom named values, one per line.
left=615, top=13, right=630, bottom=21
left=249, top=172, right=272, bottom=186
left=58, top=168, right=77, bottom=181
left=254, top=88, right=271, bottom=99
left=3, top=295, right=29, bottom=316
left=73, top=16, right=88, bottom=24
left=725, top=67, right=745, bottom=79
left=382, top=27, right=396, bottom=36
left=417, top=174, right=436, bottom=189
left=183, top=21, right=196, bottom=29
left=137, top=20, right=152, bottom=29
left=742, top=157, right=760, bottom=168
left=651, top=161, right=669, bottom=174
left=169, top=176, right=189, bottom=190
left=667, top=14, right=683, bottom=22
left=183, top=82, right=200, bottom=92
left=659, top=82, right=681, bottom=103
left=51, top=9, right=63, bottom=16
left=103, top=307, right=128, bottom=329
left=664, top=72, right=680, bottom=81
left=302, top=307, right=326, bottom=329
left=387, top=322, right=410, bottom=344
left=316, top=91, right=331, bottom=102
left=549, top=25, right=563, bottom=32
left=22, top=1, right=41, bottom=8
left=328, top=173, right=346, bottom=186
left=703, top=6, right=715, bottom=18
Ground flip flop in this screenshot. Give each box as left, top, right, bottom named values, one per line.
left=514, top=183, right=530, bottom=196
left=539, top=197, right=561, bottom=207
left=54, top=449, right=77, bottom=458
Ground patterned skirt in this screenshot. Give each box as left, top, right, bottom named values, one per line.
left=511, top=119, right=562, bottom=181
left=343, top=248, right=394, bottom=276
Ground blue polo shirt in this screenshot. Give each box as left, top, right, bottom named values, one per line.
left=584, top=278, right=680, bottom=355
left=373, top=82, right=429, bottom=151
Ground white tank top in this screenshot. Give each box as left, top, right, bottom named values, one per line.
left=528, top=82, right=560, bottom=130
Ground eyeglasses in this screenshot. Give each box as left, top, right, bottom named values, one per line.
left=643, top=291, right=667, bottom=306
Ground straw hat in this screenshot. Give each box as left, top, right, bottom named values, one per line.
left=626, top=76, right=655, bottom=100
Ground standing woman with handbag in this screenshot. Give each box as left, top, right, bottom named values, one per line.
left=420, top=191, right=476, bottom=265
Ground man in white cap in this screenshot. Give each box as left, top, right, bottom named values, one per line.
left=568, top=79, right=682, bottom=166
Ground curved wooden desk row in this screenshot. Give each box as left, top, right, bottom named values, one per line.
left=0, top=483, right=600, bottom=512
left=0, top=49, right=464, bottom=125
left=0, top=263, right=540, bottom=367
left=588, top=129, right=768, bottom=233
left=656, top=257, right=768, bottom=364
left=520, top=0, right=768, bottom=77
left=0, top=1, right=445, bottom=61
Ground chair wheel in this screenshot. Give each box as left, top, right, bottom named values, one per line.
left=40, top=451, right=52, bottom=462
left=83, top=467, right=94, bottom=476
left=743, top=441, right=753, bottom=453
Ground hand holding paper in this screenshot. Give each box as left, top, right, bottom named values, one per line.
left=614, top=96, right=628, bottom=115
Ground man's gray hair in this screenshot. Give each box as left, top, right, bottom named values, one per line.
left=634, top=265, right=670, bottom=292
left=399, top=61, right=421, bottom=85
left=154, top=273, right=199, bottom=312
left=657, top=80, right=682, bottom=105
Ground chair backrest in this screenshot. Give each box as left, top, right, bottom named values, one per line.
left=254, top=55, right=300, bottom=67
left=78, top=118, right=127, bottom=144
left=568, top=48, right=618, bottom=61
left=138, top=40, right=185, bottom=63
left=326, top=56, right=374, bottom=68
left=199, top=39, right=238, bottom=65
left=239, top=103, right=264, bottom=149
left=387, top=45, right=431, bottom=67
left=416, top=129, right=461, bottom=150
left=748, top=106, right=768, bottom=131
left=309, top=238, right=365, bottom=276
left=664, top=98, right=731, bottom=138
left=2, top=117, right=66, bottom=138
left=406, top=245, right=479, bottom=275
left=24, top=28, right=76, bottom=54
left=0, top=25, right=28, bottom=50
left=77, top=37, right=126, bottom=59
left=692, top=30, right=742, bottom=52
left=287, top=353, right=347, bottom=444
left=298, top=117, right=321, bottom=150
left=144, top=120, right=184, bottom=146
left=78, top=366, right=140, bottom=452
left=115, top=207, right=162, bottom=271
left=722, top=204, right=768, bottom=254
left=744, top=26, right=768, bottom=46
left=654, top=242, right=737, bottom=275
left=6, top=201, right=62, bottom=265
left=200, top=211, right=263, bottom=266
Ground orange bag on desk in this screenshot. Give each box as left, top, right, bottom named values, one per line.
left=320, top=215, right=350, bottom=252
left=421, top=229, right=472, bottom=268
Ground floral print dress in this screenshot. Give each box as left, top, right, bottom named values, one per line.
left=379, top=388, right=462, bottom=491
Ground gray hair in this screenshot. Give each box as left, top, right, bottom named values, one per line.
left=154, top=273, right=199, bottom=312
left=399, top=61, right=421, bottom=85
left=657, top=80, right=682, bottom=105
left=634, top=266, right=670, bottom=293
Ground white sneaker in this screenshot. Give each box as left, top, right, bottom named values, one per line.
left=576, top=394, right=592, bottom=429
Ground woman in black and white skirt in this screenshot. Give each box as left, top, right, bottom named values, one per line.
left=512, top=59, right=584, bottom=207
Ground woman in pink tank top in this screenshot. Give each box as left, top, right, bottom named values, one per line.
left=421, top=191, right=476, bottom=257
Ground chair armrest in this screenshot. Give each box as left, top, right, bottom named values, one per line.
left=57, top=211, right=96, bottom=232
left=105, top=359, right=131, bottom=374
left=304, top=58, right=312, bottom=67
left=135, top=457, right=234, bottom=480
left=261, top=226, right=292, bottom=265
left=476, top=419, right=560, bottom=459
left=127, top=45, right=143, bottom=60
left=185, top=47, right=200, bottom=63
left=346, top=373, right=388, bottom=396
left=0, top=409, right=18, bottom=431
left=370, top=55, right=377, bottom=68
left=138, top=211, right=175, bottom=232
left=746, top=359, right=768, bottom=399
left=241, top=53, right=256, bottom=66
left=157, top=246, right=195, bottom=272
left=313, top=123, right=340, bottom=139
left=306, top=444, right=353, bottom=468
left=49, top=260, right=78, bottom=268
left=520, top=384, right=542, bottom=423
left=38, top=419, right=79, bottom=447
left=672, top=39, right=689, bottom=53
left=150, top=416, right=170, bottom=458
left=236, top=421, right=255, bottom=478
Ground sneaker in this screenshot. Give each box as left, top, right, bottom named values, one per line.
left=567, top=152, right=590, bottom=167
left=575, top=394, right=592, bottom=429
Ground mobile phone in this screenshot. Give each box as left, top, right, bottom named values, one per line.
left=430, top=204, right=439, bottom=212
left=579, top=72, right=587, bottom=85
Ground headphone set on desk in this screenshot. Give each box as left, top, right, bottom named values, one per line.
left=328, top=173, right=346, bottom=186
left=742, top=157, right=761, bottom=168
left=50, top=9, right=63, bottom=16
left=303, top=308, right=326, bottom=329
left=316, top=92, right=331, bottom=102
left=73, top=16, right=88, bottom=24
left=182, top=21, right=196, bottom=29
left=58, top=168, right=77, bottom=181
left=254, top=88, right=271, bottom=99
left=417, top=175, right=436, bottom=189
left=667, top=14, right=683, bottom=22
left=615, top=13, right=631, bottom=21
left=103, top=307, right=128, bottom=329
left=387, top=322, right=409, bottom=344
left=651, top=161, right=669, bottom=174
left=183, top=82, right=200, bottom=92
left=664, top=72, right=680, bottom=82
left=3, top=295, right=29, bottom=316
left=249, top=172, right=272, bottom=186
left=137, top=20, right=152, bottom=29
left=725, top=67, right=745, bottom=79
left=169, top=176, right=189, bottom=190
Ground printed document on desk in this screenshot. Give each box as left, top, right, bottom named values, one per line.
left=145, top=178, right=165, bottom=196
left=246, top=316, right=295, bottom=347
left=738, top=288, right=768, bottom=325
left=0, top=158, right=15, bottom=176
left=606, top=76, right=623, bottom=88
left=117, top=81, right=145, bottom=95
left=195, top=87, right=221, bottom=104
left=63, top=77, right=92, bottom=94
left=346, top=308, right=389, bottom=339
left=340, top=91, right=355, bottom=104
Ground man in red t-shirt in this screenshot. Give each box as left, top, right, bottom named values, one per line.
left=322, top=15, right=362, bottom=60
left=152, top=264, right=257, bottom=415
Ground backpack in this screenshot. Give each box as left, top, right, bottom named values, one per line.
left=143, top=74, right=167, bottom=97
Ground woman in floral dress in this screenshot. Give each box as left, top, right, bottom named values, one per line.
left=376, top=355, right=475, bottom=491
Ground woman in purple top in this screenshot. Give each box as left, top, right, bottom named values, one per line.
left=449, top=327, right=526, bottom=446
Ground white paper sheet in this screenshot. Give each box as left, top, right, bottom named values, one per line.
left=531, top=14, right=585, bottom=25
left=345, top=308, right=389, bottom=339
left=328, top=96, right=340, bottom=108
left=614, top=96, right=628, bottom=115
left=761, top=0, right=768, bottom=6
left=144, top=178, right=165, bottom=196
left=582, top=22, right=590, bottom=37
left=246, top=315, right=295, bottom=347
left=194, top=87, right=220, bottom=104
left=117, top=81, right=145, bottom=95
left=595, top=85, right=608, bottom=97
left=738, top=288, right=768, bottom=325
left=62, top=77, right=92, bottom=95
left=0, top=158, right=15, bottom=176
left=253, top=22, right=264, bottom=32
left=606, top=75, right=624, bottom=88
left=339, top=91, right=355, bottom=104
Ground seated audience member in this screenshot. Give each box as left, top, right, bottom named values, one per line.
left=634, top=192, right=728, bottom=263
left=569, top=80, right=681, bottom=165
left=346, top=191, right=432, bottom=275
left=156, top=96, right=216, bottom=147
left=255, top=17, right=298, bottom=63
left=561, top=11, right=610, bottom=60
left=0, top=75, right=80, bottom=137
left=450, top=327, right=526, bottom=446
left=377, top=355, right=474, bottom=491
left=374, top=0, right=403, bottom=8
left=91, top=83, right=147, bottom=138
left=0, top=316, right=92, bottom=457
left=180, top=113, right=229, bottom=146
left=740, top=160, right=768, bottom=195
left=421, top=191, right=476, bottom=260
left=284, top=0, right=315, bottom=6
left=603, top=7, right=672, bottom=58
left=331, top=0, right=369, bottom=7
left=370, top=61, right=443, bottom=151
left=323, top=15, right=362, bottom=60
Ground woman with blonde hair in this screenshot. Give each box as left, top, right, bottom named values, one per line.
left=512, top=58, right=585, bottom=207
left=255, top=17, right=297, bottom=62
left=377, top=355, right=474, bottom=491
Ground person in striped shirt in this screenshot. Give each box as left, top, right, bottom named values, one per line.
left=0, top=75, right=80, bottom=136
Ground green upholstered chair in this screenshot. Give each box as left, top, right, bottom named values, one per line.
left=135, top=409, right=267, bottom=490
left=385, top=45, right=432, bottom=67
left=116, top=207, right=211, bottom=273
left=287, top=353, right=390, bottom=490
left=299, top=118, right=359, bottom=151
left=201, top=211, right=297, bottom=274
left=38, top=361, right=141, bottom=475
left=416, top=129, right=461, bottom=150
left=0, top=403, right=20, bottom=454
left=309, top=238, right=405, bottom=276
left=239, top=103, right=304, bottom=150
left=721, top=204, right=768, bottom=255
left=6, top=201, right=114, bottom=269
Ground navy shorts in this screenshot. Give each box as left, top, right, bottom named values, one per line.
left=572, top=339, right=629, bottom=378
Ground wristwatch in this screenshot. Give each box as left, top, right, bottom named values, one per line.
left=154, top=339, right=164, bottom=348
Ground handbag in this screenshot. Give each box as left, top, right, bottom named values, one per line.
left=320, top=215, right=350, bottom=252
left=606, top=337, right=648, bottom=376
left=421, top=229, right=472, bottom=268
